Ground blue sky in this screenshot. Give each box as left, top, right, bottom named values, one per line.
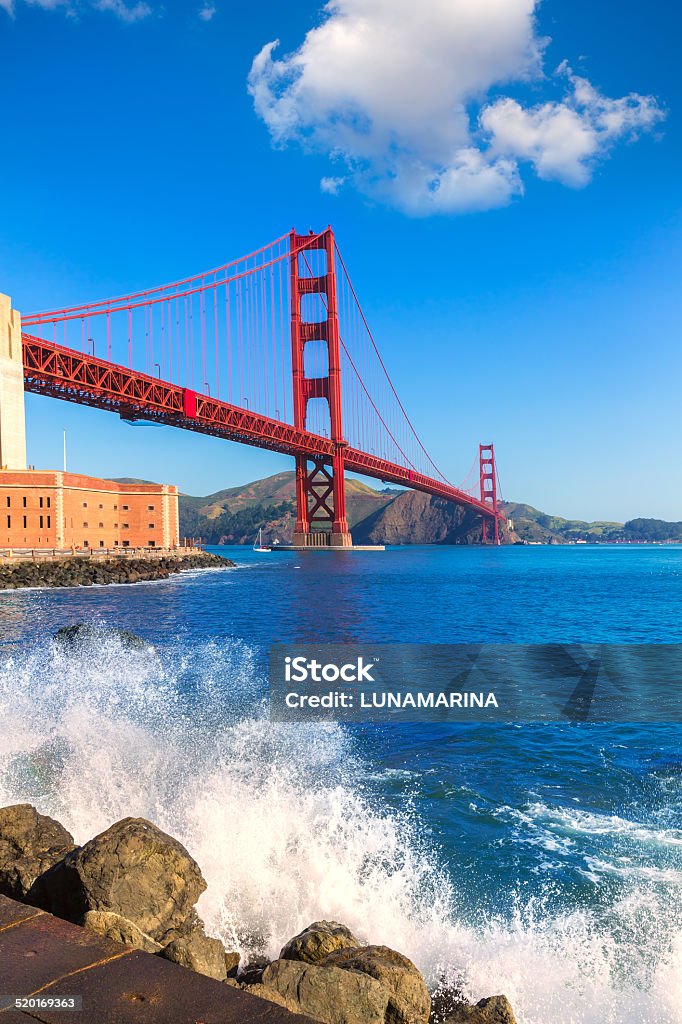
left=1, top=0, right=680, bottom=520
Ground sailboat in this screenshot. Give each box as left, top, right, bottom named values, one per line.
left=253, top=528, right=271, bottom=553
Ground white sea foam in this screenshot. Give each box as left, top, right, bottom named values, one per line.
left=0, top=634, right=681, bottom=1024
left=524, top=803, right=682, bottom=847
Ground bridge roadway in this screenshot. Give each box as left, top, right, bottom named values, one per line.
left=21, top=335, right=497, bottom=523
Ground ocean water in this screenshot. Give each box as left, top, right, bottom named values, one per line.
left=1, top=544, right=681, bottom=1024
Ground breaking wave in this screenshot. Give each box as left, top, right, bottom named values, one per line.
left=0, top=632, right=680, bottom=1024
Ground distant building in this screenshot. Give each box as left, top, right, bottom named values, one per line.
left=0, top=470, right=179, bottom=551
left=1, top=295, right=180, bottom=553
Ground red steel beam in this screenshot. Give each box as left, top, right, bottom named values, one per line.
left=21, top=335, right=499, bottom=521
left=22, top=335, right=334, bottom=461
left=343, top=448, right=496, bottom=517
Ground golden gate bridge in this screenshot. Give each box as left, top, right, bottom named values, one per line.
left=19, top=228, right=503, bottom=545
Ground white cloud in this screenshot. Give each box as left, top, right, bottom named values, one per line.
left=198, top=2, right=215, bottom=21
left=320, top=175, right=346, bottom=195
left=482, top=64, right=664, bottom=187
left=381, top=149, right=523, bottom=215
left=249, top=0, right=664, bottom=214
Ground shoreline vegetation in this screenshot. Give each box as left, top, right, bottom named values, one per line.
left=0, top=801, right=516, bottom=1024
left=0, top=551, right=234, bottom=590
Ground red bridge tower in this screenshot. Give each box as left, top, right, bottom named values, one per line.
left=290, top=228, right=352, bottom=548
left=479, top=443, right=500, bottom=545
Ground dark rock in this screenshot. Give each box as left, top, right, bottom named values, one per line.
left=429, top=983, right=467, bottom=1024
left=353, top=492, right=483, bottom=546
left=440, top=995, right=516, bottom=1024
left=323, top=945, right=431, bottom=1024
left=0, top=552, right=234, bottom=591
left=159, top=926, right=228, bottom=981
left=280, top=920, right=360, bottom=964
left=240, top=955, right=271, bottom=986
left=0, top=803, right=75, bottom=899
left=53, top=624, right=149, bottom=650
left=28, top=816, right=206, bottom=945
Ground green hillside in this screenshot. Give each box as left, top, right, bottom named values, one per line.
left=501, top=502, right=623, bottom=543
left=501, top=504, right=682, bottom=543
left=178, top=471, right=395, bottom=544
left=114, top=476, right=682, bottom=546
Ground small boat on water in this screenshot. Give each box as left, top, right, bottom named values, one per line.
left=253, top=528, right=271, bottom=553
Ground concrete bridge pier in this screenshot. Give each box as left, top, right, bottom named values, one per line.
left=0, top=293, right=27, bottom=471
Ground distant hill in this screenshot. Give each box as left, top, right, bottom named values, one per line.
left=178, top=471, right=395, bottom=545
left=112, top=475, right=681, bottom=546
left=502, top=504, right=682, bottom=544
left=111, top=477, right=156, bottom=484
left=352, top=490, right=505, bottom=545
left=501, top=502, right=623, bottom=543
left=622, top=518, right=682, bottom=542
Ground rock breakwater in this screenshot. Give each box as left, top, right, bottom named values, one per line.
left=0, top=551, right=233, bottom=589
left=0, top=805, right=517, bottom=1024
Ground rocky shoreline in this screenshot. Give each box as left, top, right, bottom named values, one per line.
left=0, top=804, right=517, bottom=1024
left=0, top=551, right=234, bottom=589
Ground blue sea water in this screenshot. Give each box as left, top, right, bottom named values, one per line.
left=1, top=544, right=681, bottom=1024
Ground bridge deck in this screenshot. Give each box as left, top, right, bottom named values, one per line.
left=21, top=336, right=498, bottom=522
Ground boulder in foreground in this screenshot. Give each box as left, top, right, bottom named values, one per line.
left=159, top=927, right=229, bottom=981
left=280, top=920, right=360, bottom=964
left=0, top=804, right=75, bottom=900
left=323, top=945, right=431, bottom=1024
left=0, top=809, right=514, bottom=1024
left=253, top=936, right=431, bottom=1024
left=29, top=816, right=206, bottom=945
left=261, top=958, right=390, bottom=1024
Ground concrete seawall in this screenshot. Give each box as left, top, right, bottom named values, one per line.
left=0, top=895, right=315, bottom=1023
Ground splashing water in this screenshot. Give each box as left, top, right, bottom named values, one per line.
left=0, top=632, right=680, bottom=1024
